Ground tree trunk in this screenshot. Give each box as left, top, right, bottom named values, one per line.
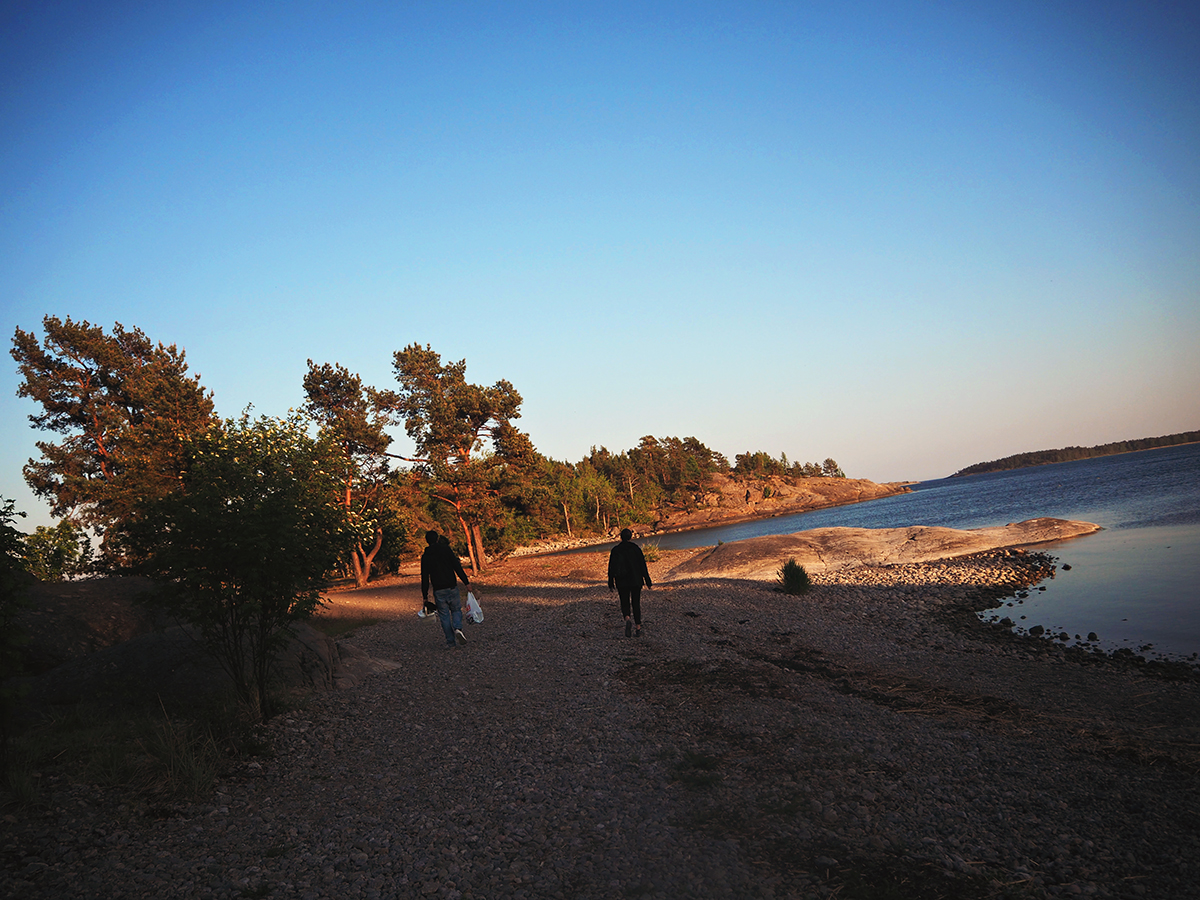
left=471, top=523, right=486, bottom=573
left=458, top=517, right=479, bottom=573
left=351, top=526, right=384, bottom=589
left=562, top=501, right=573, bottom=537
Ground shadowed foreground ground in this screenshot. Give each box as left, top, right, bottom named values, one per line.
left=4, top=537, right=1199, bottom=899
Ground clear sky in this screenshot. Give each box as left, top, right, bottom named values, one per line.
left=3, top=1, right=1198, bottom=530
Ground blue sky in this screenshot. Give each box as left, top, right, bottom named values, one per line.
left=3, top=1, right=1198, bottom=530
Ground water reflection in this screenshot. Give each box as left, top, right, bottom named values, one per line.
left=979, top=524, right=1200, bottom=660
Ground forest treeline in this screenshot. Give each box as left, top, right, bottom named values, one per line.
left=952, top=430, right=1200, bottom=477
left=8, top=316, right=845, bottom=587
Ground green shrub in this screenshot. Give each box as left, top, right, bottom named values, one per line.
left=777, top=558, right=812, bottom=595
left=121, top=413, right=351, bottom=721
left=641, top=541, right=661, bottom=563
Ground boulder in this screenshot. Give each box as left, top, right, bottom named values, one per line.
left=15, top=577, right=167, bottom=675
left=667, top=517, right=1101, bottom=582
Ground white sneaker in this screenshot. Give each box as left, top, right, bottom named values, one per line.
left=455, top=629, right=467, bottom=643
left=417, top=608, right=427, bottom=618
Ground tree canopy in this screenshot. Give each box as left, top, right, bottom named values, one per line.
left=302, top=360, right=397, bottom=587
left=10, top=316, right=215, bottom=562
left=11, top=320, right=851, bottom=582
left=21, top=520, right=92, bottom=582
left=390, top=343, right=527, bottom=572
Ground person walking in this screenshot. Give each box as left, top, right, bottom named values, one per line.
left=608, top=528, right=651, bottom=637
left=421, top=530, right=471, bottom=648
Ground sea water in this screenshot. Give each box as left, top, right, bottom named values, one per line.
left=645, top=443, right=1200, bottom=660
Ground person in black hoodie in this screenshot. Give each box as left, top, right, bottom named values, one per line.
left=421, top=530, right=470, bottom=648
left=608, top=528, right=651, bottom=637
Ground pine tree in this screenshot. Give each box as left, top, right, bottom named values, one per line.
left=390, top=344, right=526, bottom=572
left=11, top=316, right=215, bottom=562
left=302, top=360, right=396, bottom=587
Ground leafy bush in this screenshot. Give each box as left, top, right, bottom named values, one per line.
left=121, top=412, right=352, bottom=721
left=641, top=541, right=661, bottom=563
left=777, top=558, right=812, bottom=595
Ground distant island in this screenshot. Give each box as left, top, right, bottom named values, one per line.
left=952, top=430, right=1200, bottom=477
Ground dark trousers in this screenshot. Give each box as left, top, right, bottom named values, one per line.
left=617, top=584, right=642, bottom=625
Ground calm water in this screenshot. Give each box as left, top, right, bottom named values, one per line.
left=645, top=443, right=1200, bottom=661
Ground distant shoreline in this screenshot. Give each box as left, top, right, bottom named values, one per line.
left=952, top=432, right=1200, bottom=477
left=508, top=479, right=913, bottom=558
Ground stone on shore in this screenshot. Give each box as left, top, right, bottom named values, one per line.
left=667, top=516, right=1101, bottom=581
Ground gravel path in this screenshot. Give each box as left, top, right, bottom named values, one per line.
left=4, top=549, right=1199, bottom=899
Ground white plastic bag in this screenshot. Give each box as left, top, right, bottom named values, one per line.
left=465, top=591, right=484, bottom=623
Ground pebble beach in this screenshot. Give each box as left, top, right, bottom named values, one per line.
left=4, top=547, right=1199, bottom=899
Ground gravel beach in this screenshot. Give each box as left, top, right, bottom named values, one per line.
left=4, top=547, right=1199, bottom=900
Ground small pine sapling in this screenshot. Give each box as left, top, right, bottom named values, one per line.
left=777, top=558, right=812, bottom=595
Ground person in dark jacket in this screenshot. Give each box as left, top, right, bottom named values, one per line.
left=608, top=528, right=651, bottom=637
left=421, top=530, right=470, bottom=648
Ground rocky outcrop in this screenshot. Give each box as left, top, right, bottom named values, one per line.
left=667, top=517, right=1102, bottom=581
left=508, top=475, right=913, bottom=557
left=651, top=473, right=911, bottom=533
left=15, top=577, right=167, bottom=675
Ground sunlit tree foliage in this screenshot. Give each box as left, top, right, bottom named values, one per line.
left=390, top=343, right=529, bottom=572
left=302, top=360, right=399, bottom=587
left=10, top=316, right=215, bottom=563
left=22, top=519, right=93, bottom=581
